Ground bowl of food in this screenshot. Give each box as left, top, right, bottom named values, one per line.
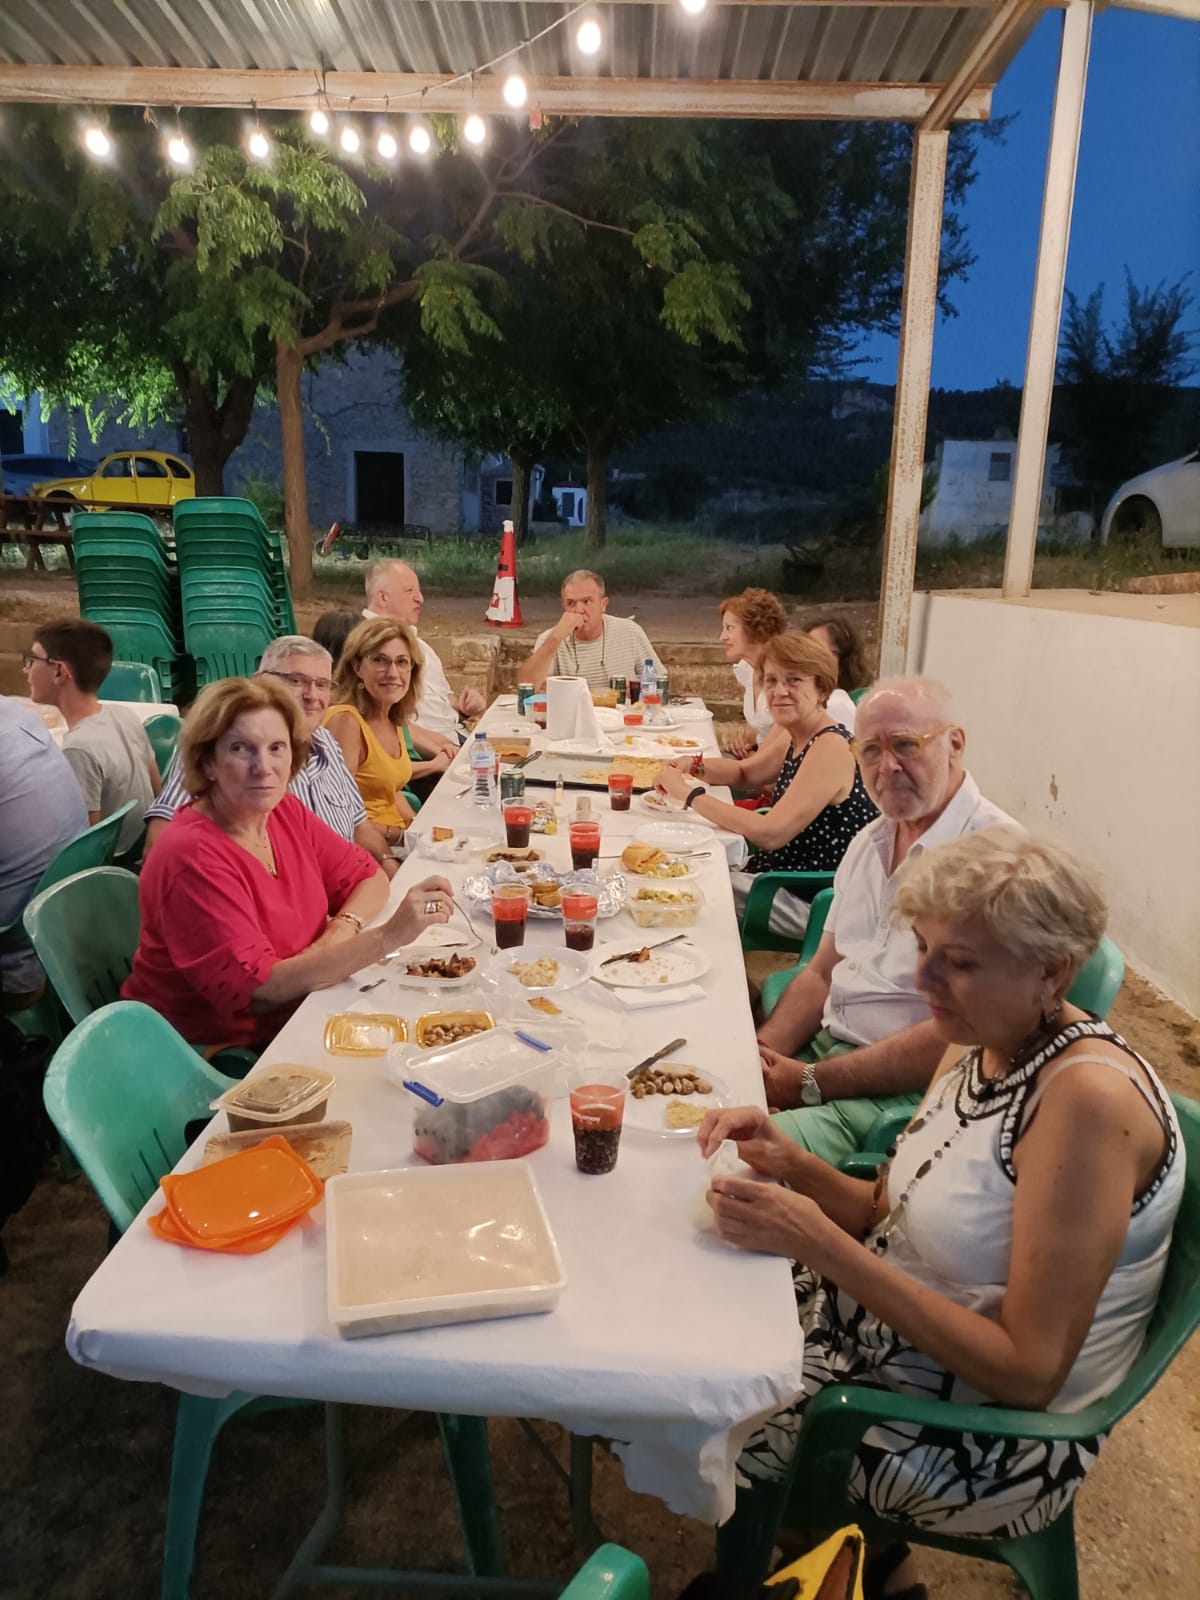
left=625, top=882, right=704, bottom=929
left=212, top=1066, right=336, bottom=1133
left=485, top=947, right=595, bottom=996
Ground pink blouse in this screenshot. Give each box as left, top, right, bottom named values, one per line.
left=123, top=796, right=378, bottom=1048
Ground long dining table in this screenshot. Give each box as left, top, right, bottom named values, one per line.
left=66, top=692, right=806, bottom=1579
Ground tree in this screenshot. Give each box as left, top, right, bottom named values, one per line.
left=1056, top=271, right=1196, bottom=505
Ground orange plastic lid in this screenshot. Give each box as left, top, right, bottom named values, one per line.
left=159, top=1134, right=322, bottom=1246
left=147, top=1205, right=296, bottom=1254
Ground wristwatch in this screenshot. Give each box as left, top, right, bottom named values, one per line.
left=798, top=1063, right=823, bottom=1107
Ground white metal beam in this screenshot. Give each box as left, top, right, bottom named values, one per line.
left=877, top=128, right=948, bottom=676
left=0, top=66, right=993, bottom=121
left=1003, top=0, right=1093, bottom=597
left=920, top=0, right=1040, bottom=130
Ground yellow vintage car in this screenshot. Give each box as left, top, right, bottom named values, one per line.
left=32, top=449, right=195, bottom=509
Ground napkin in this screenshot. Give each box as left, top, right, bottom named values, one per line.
left=611, top=983, right=706, bottom=1010
left=546, top=675, right=604, bottom=744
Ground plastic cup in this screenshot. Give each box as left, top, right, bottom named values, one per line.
left=569, top=820, right=601, bottom=872
left=643, top=692, right=663, bottom=723
left=569, top=1069, right=626, bottom=1175
left=622, top=711, right=644, bottom=729
left=561, top=892, right=598, bottom=952
left=531, top=694, right=548, bottom=729
left=607, top=773, right=633, bottom=811
left=491, top=884, right=529, bottom=949
left=503, top=804, right=534, bottom=848
left=626, top=677, right=642, bottom=705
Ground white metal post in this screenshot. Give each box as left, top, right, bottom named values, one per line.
left=1003, top=0, right=1093, bottom=597
left=877, top=128, right=948, bottom=677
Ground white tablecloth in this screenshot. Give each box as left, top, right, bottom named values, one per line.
left=66, top=698, right=804, bottom=1524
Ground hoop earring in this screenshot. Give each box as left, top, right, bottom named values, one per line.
left=1041, top=990, right=1063, bottom=1029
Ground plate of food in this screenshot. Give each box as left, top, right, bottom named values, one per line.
left=636, top=790, right=684, bottom=818
left=592, top=939, right=711, bottom=989
left=610, top=733, right=704, bottom=757
left=619, top=842, right=698, bottom=881
left=476, top=845, right=546, bottom=871
left=623, top=1065, right=730, bottom=1139
left=486, top=948, right=595, bottom=996
left=390, top=951, right=482, bottom=989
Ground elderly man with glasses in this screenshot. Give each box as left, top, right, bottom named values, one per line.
left=755, top=677, right=1015, bottom=1164
left=143, top=637, right=398, bottom=874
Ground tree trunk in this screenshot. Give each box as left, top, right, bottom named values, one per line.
left=175, top=366, right=257, bottom=497
left=276, top=338, right=313, bottom=602
left=510, top=449, right=533, bottom=547
left=585, top=434, right=610, bottom=550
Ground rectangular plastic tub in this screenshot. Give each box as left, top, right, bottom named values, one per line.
left=326, top=1162, right=567, bottom=1337
left=324, top=1013, right=408, bottom=1056
left=401, top=1027, right=558, bottom=1164
left=211, top=1066, right=335, bottom=1133
left=626, top=882, right=704, bottom=928
left=414, top=1010, right=495, bottom=1049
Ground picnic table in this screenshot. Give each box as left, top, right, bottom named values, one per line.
left=65, top=695, right=806, bottom=1587
left=0, top=494, right=172, bottom=571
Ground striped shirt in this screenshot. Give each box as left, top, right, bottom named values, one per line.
left=145, top=726, right=368, bottom=840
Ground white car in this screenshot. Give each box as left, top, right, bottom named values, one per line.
left=1099, top=450, right=1200, bottom=547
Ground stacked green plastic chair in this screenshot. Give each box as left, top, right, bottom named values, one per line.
left=174, top=498, right=296, bottom=687
left=74, top=512, right=189, bottom=702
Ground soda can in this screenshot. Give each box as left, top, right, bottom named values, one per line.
left=608, top=675, right=628, bottom=704
left=500, top=772, right=527, bottom=802
left=516, top=682, right=535, bottom=717
left=658, top=671, right=670, bottom=706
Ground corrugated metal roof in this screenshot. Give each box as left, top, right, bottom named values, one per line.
left=0, top=2, right=1041, bottom=113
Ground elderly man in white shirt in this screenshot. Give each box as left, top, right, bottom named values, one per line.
left=363, top=561, right=484, bottom=753
left=755, top=677, right=1015, bottom=1164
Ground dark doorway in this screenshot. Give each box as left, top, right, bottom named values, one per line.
left=355, top=450, right=405, bottom=524
left=0, top=410, right=24, bottom=453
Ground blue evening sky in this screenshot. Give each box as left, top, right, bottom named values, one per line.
left=852, top=7, right=1200, bottom=390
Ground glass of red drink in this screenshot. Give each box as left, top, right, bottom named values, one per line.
left=561, top=892, right=598, bottom=951
left=622, top=711, right=644, bottom=729
left=607, top=773, right=633, bottom=811
left=626, top=677, right=642, bottom=705
left=503, top=804, right=534, bottom=848
left=569, top=1069, right=626, bottom=1174
left=491, top=884, right=529, bottom=948
left=568, top=820, right=601, bottom=871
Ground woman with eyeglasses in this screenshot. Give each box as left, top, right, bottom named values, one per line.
left=322, top=618, right=432, bottom=850
left=655, top=633, right=877, bottom=938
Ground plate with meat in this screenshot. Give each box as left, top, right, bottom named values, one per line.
left=391, top=950, right=482, bottom=990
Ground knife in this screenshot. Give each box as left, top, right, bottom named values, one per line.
left=600, top=932, right=690, bottom=966
left=626, top=1037, right=687, bottom=1080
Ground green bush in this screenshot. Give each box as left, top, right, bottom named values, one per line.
left=236, top=473, right=286, bottom=528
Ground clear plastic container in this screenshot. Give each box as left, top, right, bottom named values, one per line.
left=211, top=1066, right=335, bottom=1133
left=626, top=881, right=705, bottom=928
left=401, top=1027, right=558, bottom=1165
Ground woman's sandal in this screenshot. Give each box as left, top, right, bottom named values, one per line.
left=863, top=1541, right=928, bottom=1600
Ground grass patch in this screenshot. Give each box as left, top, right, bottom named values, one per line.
left=915, top=529, right=1200, bottom=592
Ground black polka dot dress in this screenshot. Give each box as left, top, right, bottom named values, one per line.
left=746, top=724, right=877, bottom=879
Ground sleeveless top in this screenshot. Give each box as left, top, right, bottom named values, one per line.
left=321, top=703, right=413, bottom=828
left=746, top=724, right=877, bottom=878
left=878, top=1018, right=1185, bottom=1412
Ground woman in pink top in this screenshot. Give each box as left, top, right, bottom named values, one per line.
left=123, top=677, right=455, bottom=1050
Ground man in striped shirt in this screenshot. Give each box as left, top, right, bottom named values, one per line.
left=142, top=637, right=399, bottom=875
left=521, top=569, right=664, bottom=691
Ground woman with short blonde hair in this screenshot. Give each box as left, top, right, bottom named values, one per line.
left=324, top=618, right=424, bottom=846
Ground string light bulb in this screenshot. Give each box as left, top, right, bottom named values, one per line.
left=503, top=74, right=528, bottom=108
left=310, top=108, right=330, bottom=136
left=83, top=123, right=111, bottom=159
left=679, top=0, right=708, bottom=13
left=409, top=122, right=432, bottom=156
left=463, top=113, right=487, bottom=147
left=248, top=127, right=270, bottom=161
left=339, top=124, right=360, bottom=154
left=376, top=128, right=398, bottom=160
left=576, top=19, right=602, bottom=55
left=166, top=133, right=192, bottom=167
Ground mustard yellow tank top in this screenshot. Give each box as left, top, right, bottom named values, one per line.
left=321, top=703, right=413, bottom=828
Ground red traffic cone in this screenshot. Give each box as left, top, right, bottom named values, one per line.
left=485, top=519, right=524, bottom=628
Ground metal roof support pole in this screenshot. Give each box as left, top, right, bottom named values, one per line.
left=1003, top=0, right=1093, bottom=598
left=877, top=127, right=947, bottom=677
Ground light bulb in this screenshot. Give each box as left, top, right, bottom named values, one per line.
left=503, top=74, right=527, bottom=109
left=83, top=124, right=111, bottom=159
left=248, top=129, right=270, bottom=161
left=463, top=114, right=487, bottom=147
left=376, top=129, right=397, bottom=160
left=680, top=0, right=707, bottom=13
left=576, top=19, right=602, bottom=55
left=166, top=134, right=191, bottom=167
left=339, top=125, right=360, bottom=154
left=310, top=109, right=330, bottom=136
left=409, top=123, right=432, bottom=155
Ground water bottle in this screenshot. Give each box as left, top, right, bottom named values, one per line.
left=640, top=657, right=658, bottom=703
left=470, top=730, right=497, bottom=807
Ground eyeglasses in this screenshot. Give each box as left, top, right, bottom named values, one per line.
left=22, top=651, right=59, bottom=669
left=850, top=725, right=952, bottom=765
left=263, top=670, right=333, bottom=693
left=365, top=654, right=412, bottom=671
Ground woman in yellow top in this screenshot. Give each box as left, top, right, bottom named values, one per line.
left=323, top=618, right=421, bottom=848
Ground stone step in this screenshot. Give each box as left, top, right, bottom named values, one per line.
left=0, top=653, right=26, bottom=696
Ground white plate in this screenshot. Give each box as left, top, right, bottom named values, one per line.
left=388, top=955, right=486, bottom=990
left=485, top=946, right=595, bottom=996
left=636, top=791, right=684, bottom=818
left=616, top=716, right=681, bottom=734
left=623, top=1069, right=731, bottom=1139
left=635, top=820, right=714, bottom=853
left=668, top=703, right=715, bottom=724
left=610, top=734, right=705, bottom=759
left=593, top=940, right=711, bottom=989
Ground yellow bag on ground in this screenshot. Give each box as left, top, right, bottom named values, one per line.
left=764, top=1526, right=864, bottom=1600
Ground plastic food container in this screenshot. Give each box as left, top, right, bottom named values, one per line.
left=324, top=1013, right=408, bottom=1057
left=202, top=1121, right=354, bottom=1182
left=212, top=1066, right=335, bottom=1133
left=626, top=881, right=705, bottom=928
left=158, top=1136, right=323, bottom=1248
left=415, top=1010, right=495, bottom=1049
left=326, top=1162, right=567, bottom=1337
left=401, top=1027, right=558, bottom=1165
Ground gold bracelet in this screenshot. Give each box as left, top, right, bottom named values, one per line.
left=333, top=910, right=364, bottom=933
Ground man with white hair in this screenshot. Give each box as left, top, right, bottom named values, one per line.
left=143, top=637, right=398, bottom=874
left=756, top=677, right=1015, bottom=1164
left=364, top=560, right=484, bottom=744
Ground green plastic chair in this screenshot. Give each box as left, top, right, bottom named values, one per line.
left=144, top=713, right=184, bottom=774
left=740, top=870, right=836, bottom=955
left=23, top=868, right=141, bottom=1027
left=849, top=685, right=871, bottom=705
left=718, top=1094, right=1200, bottom=1600
left=561, top=1546, right=650, bottom=1600
left=44, top=1000, right=509, bottom=1600
left=100, top=661, right=164, bottom=703
left=758, top=888, right=835, bottom=1016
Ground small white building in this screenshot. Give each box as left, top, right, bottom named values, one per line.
left=552, top=483, right=587, bottom=527
left=920, top=438, right=1085, bottom=543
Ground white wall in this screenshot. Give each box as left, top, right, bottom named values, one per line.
left=908, top=591, right=1200, bottom=1016
left=924, top=439, right=1058, bottom=543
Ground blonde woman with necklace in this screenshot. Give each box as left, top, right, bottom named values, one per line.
left=124, top=677, right=454, bottom=1053
left=699, top=830, right=1183, bottom=1591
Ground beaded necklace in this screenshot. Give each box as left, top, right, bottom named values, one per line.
left=567, top=619, right=607, bottom=677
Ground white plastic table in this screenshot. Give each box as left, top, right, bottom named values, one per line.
left=66, top=697, right=805, bottom=1535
